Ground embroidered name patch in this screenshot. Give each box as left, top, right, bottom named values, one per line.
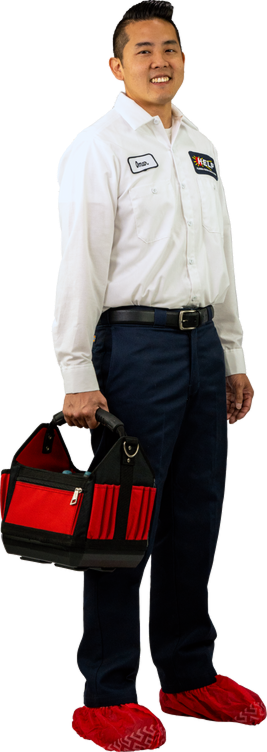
left=188, top=151, right=218, bottom=180
left=127, top=153, right=158, bottom=174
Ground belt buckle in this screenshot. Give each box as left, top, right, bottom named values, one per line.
left=179, top=309, right=199, bottom=330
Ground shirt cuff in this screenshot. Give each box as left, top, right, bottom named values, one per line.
left=223, top=348, right=246, bottom=377
left=61, top=363, right=100, bottom=394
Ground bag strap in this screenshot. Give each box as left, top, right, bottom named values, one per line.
left=113, top=441, right=138, bottom=541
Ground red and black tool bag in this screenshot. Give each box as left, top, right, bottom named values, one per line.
left=1, top=409, right=157, bottom=571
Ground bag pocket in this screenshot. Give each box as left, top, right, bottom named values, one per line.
left=86, top=483, right=156, bottom=540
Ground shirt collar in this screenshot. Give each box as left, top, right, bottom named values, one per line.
left=113, top=91, right=184, bottom=130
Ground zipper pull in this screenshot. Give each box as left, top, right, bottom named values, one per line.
left=70, top=487, right=83, bottom=506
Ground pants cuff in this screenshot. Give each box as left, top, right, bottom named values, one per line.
left=84, top=694, right=138, bottom=708
left=161, top=672, right=217, bottom=694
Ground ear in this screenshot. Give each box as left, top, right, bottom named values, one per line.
left=109, top=55, right=123, bottom=82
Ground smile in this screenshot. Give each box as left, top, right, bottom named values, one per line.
left=150, top=78, right=171, bottom=86
left=150, top=76, right=171, bottom=84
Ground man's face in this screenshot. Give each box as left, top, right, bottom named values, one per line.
left=109, top=18, right=185, bottom=110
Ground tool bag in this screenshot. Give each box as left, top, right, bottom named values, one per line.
left=0, top=409, right=157, bottom=571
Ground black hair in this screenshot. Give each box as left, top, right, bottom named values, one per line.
left=113, top=1, right=182, bottom=65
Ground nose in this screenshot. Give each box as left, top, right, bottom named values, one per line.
left=151, top=60, right=168, bottom=68
left=151, top=65, right=170, bottom=76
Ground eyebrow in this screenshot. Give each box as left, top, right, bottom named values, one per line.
left=134, top=39, right=178, bottom=48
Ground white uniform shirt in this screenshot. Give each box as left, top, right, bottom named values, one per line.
left=52, top=91, right=246, bottom=394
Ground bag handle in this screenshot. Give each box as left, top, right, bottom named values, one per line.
left=50, top=407, right=127, bottom=437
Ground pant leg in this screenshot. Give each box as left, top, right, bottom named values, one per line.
left=77, top=309, right=192, bottom=707
left=149, top=320, right=228, bottom=692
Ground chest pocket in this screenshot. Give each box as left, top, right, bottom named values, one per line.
left=129, top=178, right=175, bottom=243
left=197, top=177, right=223, bottom=234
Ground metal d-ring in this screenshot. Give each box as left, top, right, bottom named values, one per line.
left=123, top=441, right=139, bottom=458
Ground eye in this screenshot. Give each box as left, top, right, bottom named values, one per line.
left=138, top=48, right=176, bottom=54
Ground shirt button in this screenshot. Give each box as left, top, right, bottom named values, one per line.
left=151, top=188, right=157, bottom=193
left=187, top=220, right=192, bottom=226
left=154, top=117, right=160, bottom=124
left=181, top=183, right=185, bottom=188
left=189, top=258, right=194, bottom=264
left=192, top=296, right=197, bottom=301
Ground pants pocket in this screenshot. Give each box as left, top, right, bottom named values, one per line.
left=90, top=327, right=115, bottom=461
left=92, top=327, right=113, bottom=395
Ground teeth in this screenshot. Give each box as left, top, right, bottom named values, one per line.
left=151, top=77, right=170, bottom=83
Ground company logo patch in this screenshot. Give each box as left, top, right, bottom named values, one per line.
left=188, top=151, right=218, bottom=180
left=128, top=153, right=158, bottom=174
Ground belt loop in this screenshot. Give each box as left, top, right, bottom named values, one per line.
left=208, top=305, right=214, bottom=322
left=103, top=308, right=111, bottom=325
left=153, top=308, right=168, bottom=327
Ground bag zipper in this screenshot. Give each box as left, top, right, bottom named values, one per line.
left=70, top=488, right=83, bottom=506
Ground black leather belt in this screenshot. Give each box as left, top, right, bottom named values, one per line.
left=98, top=305, right=214, bottom=331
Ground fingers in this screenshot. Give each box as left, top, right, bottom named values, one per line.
left=230, top=406, right=251, bottom=423
left=230, top=412, right=246, bottom=423
left=227, top=391, right=253, bottom=423
left=228, top=405, right=250, bottom=423
left=65, top=417, right=93, bottom=429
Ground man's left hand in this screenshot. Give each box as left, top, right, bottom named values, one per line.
left=226, top=373, right=254, bottom=423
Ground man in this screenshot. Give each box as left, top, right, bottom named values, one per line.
left=52, top=2, right=266, bottom=749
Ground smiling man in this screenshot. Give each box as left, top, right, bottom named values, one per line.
left=113, top=17, right=185, bottom=127
left=52, top=2, right=265, bottom=749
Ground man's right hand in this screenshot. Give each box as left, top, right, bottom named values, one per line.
left=63, top=390, right=109, bottom=429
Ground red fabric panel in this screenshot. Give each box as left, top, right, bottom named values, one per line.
left=0, top=473, right=10, bottom=520
left=87, top=484, right=120, bottom=539
left=72, top=702, right=166, bottom=747
left=126, top=486, right=156, bottom=540
left=5, top=481, right=83, bottom=535
left=16, top=427, right=71, bottom=472
left=87, top=484, right=156, bottom=540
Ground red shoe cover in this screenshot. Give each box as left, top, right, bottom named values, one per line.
left=160, top=674, right=266, bottom=725
left=72, top=702, right=166, bottom=750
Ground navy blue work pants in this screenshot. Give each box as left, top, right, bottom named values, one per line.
left=77, top=305, right=228, bottom=707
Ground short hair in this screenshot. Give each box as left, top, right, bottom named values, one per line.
left=113, top=1, right=182, bottom=66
